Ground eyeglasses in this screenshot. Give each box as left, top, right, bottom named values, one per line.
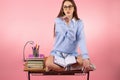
left=63, top=5, right=74, bottom=10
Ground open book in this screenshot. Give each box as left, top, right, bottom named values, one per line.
left=54, top=55, right=77, bottom=68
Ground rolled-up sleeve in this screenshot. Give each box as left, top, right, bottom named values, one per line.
left=77, top=21, right=89, bottom=59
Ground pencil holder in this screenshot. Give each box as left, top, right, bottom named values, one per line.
left=33, top=49, right=39, bottom=57
left=32, top=44, right=39, bottom=57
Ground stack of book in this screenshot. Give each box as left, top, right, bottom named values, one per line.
left=26, top=58, right=44, bottom=69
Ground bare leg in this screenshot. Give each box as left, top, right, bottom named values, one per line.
left=76, top=55, right=83, bottom=66
left=45, top=55, right=65, bottom=71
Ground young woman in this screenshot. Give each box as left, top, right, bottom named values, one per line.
left=45, top=0, right=95, bottom=72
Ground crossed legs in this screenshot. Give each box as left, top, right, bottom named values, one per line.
left=45, top=55, right=83, bottom=71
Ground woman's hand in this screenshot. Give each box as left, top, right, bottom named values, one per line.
left=83, top=59, right=91, bottom=72
left=62, top=16, right=69, bottom=23
left=82, top=59, right=96, bottom=72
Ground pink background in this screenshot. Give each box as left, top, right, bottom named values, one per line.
left=0, top=0, right=120, bottom=80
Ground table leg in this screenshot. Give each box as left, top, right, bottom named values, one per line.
left=28, top=71, right=30, bottom=80
left=87, top=72, right=90, bottom=80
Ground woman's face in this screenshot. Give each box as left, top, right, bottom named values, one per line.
left=63, top=1, right=74, bottom=17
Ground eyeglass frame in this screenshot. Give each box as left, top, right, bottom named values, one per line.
left=63, top=5, right=74, bottom=10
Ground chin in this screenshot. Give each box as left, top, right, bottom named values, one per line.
left=66, top=14, right=72, bottom=17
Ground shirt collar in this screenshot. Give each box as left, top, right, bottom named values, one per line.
left=71, top=18, right=76, bottom=23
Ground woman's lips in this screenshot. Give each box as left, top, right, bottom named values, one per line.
left=67, top=12, right=70, bottom=14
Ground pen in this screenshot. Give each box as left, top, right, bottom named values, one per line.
left=36, top=44, right=38, bottom=50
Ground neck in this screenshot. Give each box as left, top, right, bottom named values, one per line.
left=65, top=15, right=73, bottom=24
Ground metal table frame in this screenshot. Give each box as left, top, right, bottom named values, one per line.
left=27, top=70, right=90, bottom=80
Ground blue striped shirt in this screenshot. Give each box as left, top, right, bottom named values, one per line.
left=51, top=17, right=89, bottom=59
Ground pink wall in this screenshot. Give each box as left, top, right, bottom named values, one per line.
left=0, top=0, right=120, bottom=80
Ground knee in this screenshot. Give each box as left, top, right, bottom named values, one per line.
left=45, top=56, right=54, bottom=68
left=76, top=56, right=83, bottom=66
left=45, top=61, right=53, bottom=68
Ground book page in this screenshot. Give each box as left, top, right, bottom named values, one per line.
left=65, top=55, right=76, bottom=66
left=54, top=55, right=66, bottom=67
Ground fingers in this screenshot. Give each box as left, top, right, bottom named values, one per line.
left=82, top=65, right=90, bottom=73
left=82, top=59, right=91, bottom=72
left=62, top=16, right=70, bottom=22
left=82, top=64, right=96, bottom=73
